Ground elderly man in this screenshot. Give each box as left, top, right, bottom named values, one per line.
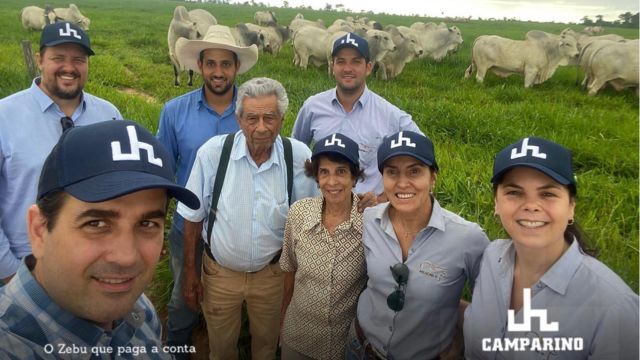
left=178, top=77, right=318, bottom=360
left=0, top=22, right=121, bottom=284
left=0, top=120, right=199, bottom=359
left=157, top=25, right=258, bottom=355
left=292, top=32, right=421, bottom=204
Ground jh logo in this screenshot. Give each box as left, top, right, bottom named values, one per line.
left=341, top=33, right=358, bottom=47
left=111, top=125, right=163, bottom=167
left=324, top=134, right=345, bottom=148
left=508, top=288, right=558, bottom=332
left=390, top=132, right=416, bottom=149
left=59, top=23, right=81, bottom=40
left=511, top=138, right=547, bottom=160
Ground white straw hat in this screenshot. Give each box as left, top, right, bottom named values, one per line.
left=175, top=25, right=258, bottom=74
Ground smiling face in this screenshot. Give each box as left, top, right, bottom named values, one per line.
left=198, top=48, right=239, bottom=96
left=28, top=189, right=167, bottom=329
left=382, top=155, right=436, bottom=215
left=317, top=156, right=356, bottom=207
left=494, top=167, right=575, bottom=251
left=37, top=43, right=89, bottom=102
left=331, top=47, right=372, bottom=95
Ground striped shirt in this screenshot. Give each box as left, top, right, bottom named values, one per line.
left=0, top=257, right=171, bottom=360
left=177, top=131, right=319, bottom=272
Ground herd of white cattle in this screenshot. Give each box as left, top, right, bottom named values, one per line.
left=19, top=5, right=639, bottom=96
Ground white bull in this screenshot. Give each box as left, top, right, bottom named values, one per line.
left=586, top=40, right=639, bottom=96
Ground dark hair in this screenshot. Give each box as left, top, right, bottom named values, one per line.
left=199, top=49, right=238, bottom=64
left=304, top=153, right=364, bottom=184
left=492, top=182, right=598, bottom=257
left=36, top=191, right=69, bottom=232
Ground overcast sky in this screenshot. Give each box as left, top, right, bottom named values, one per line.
left=250, top=0, right=638, bottom=23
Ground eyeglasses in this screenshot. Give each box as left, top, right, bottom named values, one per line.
left=60, top=116, right=74, bottom=132
left=387, top=263, right=409, bottom=312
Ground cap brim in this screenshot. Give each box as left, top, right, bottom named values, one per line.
left=175, top=38, right=258, bottom=74
left=42, top=40, right=95, bottom=56
left=491, top=163, right=571, bottom=185
left=378, top=152, right=435, bottom=173
left=64, top=171, right=200, bottom=210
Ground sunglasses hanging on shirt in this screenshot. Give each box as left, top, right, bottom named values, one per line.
left=60, top=116, right=74, bottom=133
left=387, top=263, right=409, bottom=312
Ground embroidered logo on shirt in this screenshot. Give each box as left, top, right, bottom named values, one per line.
left=419, top=261, right=447, bottom=282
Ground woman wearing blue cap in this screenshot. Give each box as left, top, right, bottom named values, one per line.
left=279, top=133, right=367, bottom=360
left=347, top=131, right=489, bottom=359
left=464, top=137, right=639, bottom=359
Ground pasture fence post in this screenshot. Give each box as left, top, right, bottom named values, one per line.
left=21, top=40, right=39, bottom=79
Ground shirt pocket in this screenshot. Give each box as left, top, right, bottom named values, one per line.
left=268, top=199, right=289, bottom=233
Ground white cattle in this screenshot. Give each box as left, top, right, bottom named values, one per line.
left=231, top=23, right=267, bottom=51
left=560, top=28, right=624, bottom=50
left=254, top=10, right=277, bottom=26
left=586, top=40, right=639, bottom=96
left=54, top=4, right=90, bottom=30
left=577, top=39, right=625, bottom=88
left=168, top=6, right=199, bottom=86
left=294, top=13, right=304, bottom=20
left=245, top=23, right=289, bottom=55
left=292, top=26, right=332, bottom=68
left=289, top=18, right=325, bottom=36
left=377, top=26, right=423, bottom=80
left=410, top=21, right=448, bottom=31
left=403, top=25, right=463, bottom=61
left=583, top=26, right=603, bottom=35
left=327, top=20, right=356, bottom=34
left=188, top=9, right=217, bottom=39
left=20, top=6, right=58, bottom=30
left=465, top=34, right=580, bottom=88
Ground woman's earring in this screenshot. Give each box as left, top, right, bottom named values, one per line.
left=568, top=219, right=574, bottom=225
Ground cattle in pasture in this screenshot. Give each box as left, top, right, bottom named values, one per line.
left=254, top=10, right=277, bottom=26
left=560, top=28, right=624, bottom=50
left=292, top=26, right=332, bottom=68
left=231, top=23, right=267, bottom=51
left=20, top=6, right=58, bottom=30
left=464, top=34, right=580, bottom=88
left=403, top=24, right=463, bottom=61
left=244, top=23, right=289, bottom=55
left=576, top=39, right=626, bottom=88
left=188, top=9, right=217, bottom=40
left=53, top=4, right=90, bottom=30
left=377, top=26, right=423, bottom=80
left=289, top=18, right=326, bottom=36
left=168, top=6, right=199, bottom=86
left=583, top=26, right=603, bottom=35
left=585, top=40, right=639, bottom=96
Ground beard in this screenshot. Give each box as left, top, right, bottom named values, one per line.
left=204, top=76, right=234, bottom=96
left=43, top=71, right=84, bottom=100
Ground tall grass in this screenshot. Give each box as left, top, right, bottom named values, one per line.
left=1, top=0, right=637, bottom=318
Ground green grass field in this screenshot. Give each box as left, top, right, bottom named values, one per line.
left=1, top=0, right=637, bottom=322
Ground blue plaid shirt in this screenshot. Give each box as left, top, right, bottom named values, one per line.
left=0, top=257, right=173, bottom=359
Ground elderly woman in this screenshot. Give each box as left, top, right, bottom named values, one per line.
left=464, top=137, right=639, bottom=359
left=347, top=131, right=490, bottom=359
left=280, top=133, right=367, bottom=360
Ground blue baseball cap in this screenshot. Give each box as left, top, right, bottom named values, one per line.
left=40, top=22, right=94, bottom=56
left=332, top=32, right=370, bottom=60
left=492, top=137, right=576, bottom=188
left=37, top=120, right=199, bottom=209
left=312, top=133, right=359, bottom=166
left=377, top=131, right=438, bottom=172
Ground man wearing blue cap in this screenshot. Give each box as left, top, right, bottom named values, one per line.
left=292, top=32, right=422, bottom=207
left=0, top=120, right=199, bottom=359
left=0, top=21, right=121, bottom=284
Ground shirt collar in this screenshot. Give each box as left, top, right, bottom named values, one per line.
left=197, top=85, right=237, bottom=116
left=15, top=256, right=145, bottom=345
left=30, top=77, right=86, bottom=115
left=331, top=85, right=371, bottom=109
left=538, top=239, right=583, bottom=295
left=304, top=192, right=361, bottom=233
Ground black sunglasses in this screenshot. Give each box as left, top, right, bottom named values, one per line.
left=60, top=116, right=74, bottom=132
left=387, top=263, right=409, bottom=312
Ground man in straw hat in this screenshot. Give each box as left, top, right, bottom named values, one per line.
left=156, top=25, right=258, bottom=357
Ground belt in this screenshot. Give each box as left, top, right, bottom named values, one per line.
left=204, top=246, right=281, bottom=269
left=354, top=318, right=387, bottom=360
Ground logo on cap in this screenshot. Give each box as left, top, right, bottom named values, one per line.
left=340, top=33, right=359, bottom=47
left=324, top=134, right=346, bottom=148
left=390, top=132, right=416, bottom=149
left=111, top=125, right=163, bottom=167
left=510, top=138, right=547, bottom=160
left=59, top=22, right=81, bottom=40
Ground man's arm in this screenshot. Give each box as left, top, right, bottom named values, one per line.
left=182, top=219, right=203, bottom=311
left=156, top=106, right=179, bottom=168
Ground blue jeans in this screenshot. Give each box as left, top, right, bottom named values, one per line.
left=166, top=224, right=203, bottom=358
left=345, top=319, right=375, bottom=360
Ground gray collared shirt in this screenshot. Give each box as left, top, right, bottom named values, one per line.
left=464, top=239, right=639, bottom=360
left=356, top=199, right=489, bottom=359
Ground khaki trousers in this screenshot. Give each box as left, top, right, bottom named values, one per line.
left=201, top=254, right=284, bottom=360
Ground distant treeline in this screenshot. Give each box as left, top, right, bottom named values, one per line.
left=581, top=12, right=639, bottom=28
